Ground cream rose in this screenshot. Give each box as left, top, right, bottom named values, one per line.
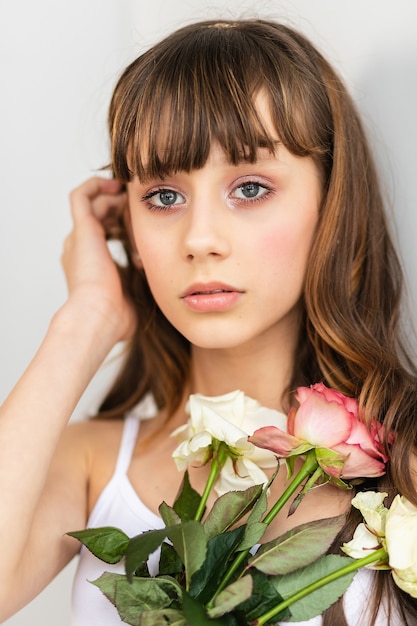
left=342, top=523, right=383, bottom=563
left=171, top=390, right=287, bottom=495
left=351, top=491, right=388, bottom=536
left=385, top=495, right=417, bottom=598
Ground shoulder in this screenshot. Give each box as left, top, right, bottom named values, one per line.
left=63, top=418, right=127, bottom=515
left=57, top=418, right=125, bottom=469
left=65, top=417, right=126, bottom=447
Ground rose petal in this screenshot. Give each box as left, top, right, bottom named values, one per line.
left=215, top=456, right=269, bottom=496
left=294, top=393, right=353, bottom=447
left=332, top=443, right=387, bottom=478
left=351, top=491, right=388, bottom=535
left=386, top=496, right=417, bottom=570
left=249, top=425, right=303, bottom=456
left=297, top=383, right=359, bottom=418
left=342, top=523, right=381, bottom=561
left=346, top=419, right=387, bottom=462
left=391, top=569, right=417, bottom=598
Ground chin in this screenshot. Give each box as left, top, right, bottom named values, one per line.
left=181, top=328, right=261, bottom=352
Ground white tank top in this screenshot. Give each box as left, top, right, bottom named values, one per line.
left=71, top=403, right=395, bottom=626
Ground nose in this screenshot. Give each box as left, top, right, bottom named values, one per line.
left=182, top=197, right=231, bottom=262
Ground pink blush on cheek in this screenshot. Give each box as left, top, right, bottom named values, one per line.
left=255, top=227, right=314, bottom=283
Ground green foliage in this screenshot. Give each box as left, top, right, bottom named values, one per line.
left=70, top=454, right=370, bottom=625
left=182, top=591, right=231, bottom=625
left=173, top=471, right=203, bottom=521
left=125, top=528, right=170, bottom=580
left=207, top=575, right=253, bottom=618
left=238, top=570, right=289, bottom=622
left=209, top=570, right=289, bottom=622
left=137, top=609, right=186, bottom=625
left=248, top=515, right=345, bottom=575
left=238, top=468, right=278, bottom=551
left=159, top=501, right=182, bottom=527
left=92, top=573, right=182, bottom=626
left=203, top=484, right=263, bottom=539
left=167, top=520, right=208, bottom=589
left=189, top=526, right=246, bottom=604
left=67, top=527, right=129, bottom=564
left=159, top=542, right=185, bottom=577
left=270, top=555, right=356, bottom=622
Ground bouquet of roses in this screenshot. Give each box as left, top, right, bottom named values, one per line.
left=69, top=384, right=417, bottom=624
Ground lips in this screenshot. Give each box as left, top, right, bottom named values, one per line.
left=191, top=288, right=231, bottom=295
left=181, top=283, right=242, bottom=298
left=180, top=282, right=244, bottom=312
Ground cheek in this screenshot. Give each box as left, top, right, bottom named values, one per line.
left=131, top=229, right=164, bottom=284
left=256, top=223, right=314, bottom=277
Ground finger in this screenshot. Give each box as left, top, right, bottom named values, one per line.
left=90, top=191, right=127, bottom=222
left=69, top=177, right=124, bottom=220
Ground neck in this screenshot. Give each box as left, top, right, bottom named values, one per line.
left=189, top=331, right=298, bottom=413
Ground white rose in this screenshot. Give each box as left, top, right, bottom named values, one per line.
left=351, top=491, right=388, bottom=536
left=171, top=391, right=287, bottom=495
left=385, top=495, right=417, bottom=598
left=342, top=491, right=389, bottom=569
left=342, top=523, right=384, bottom=567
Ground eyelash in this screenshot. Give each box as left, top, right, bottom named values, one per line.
left=231, top=182, right=274, bottom=205
left=141, top=180, right=274, bottom=213
left=141, top=189, right=185, bottom=213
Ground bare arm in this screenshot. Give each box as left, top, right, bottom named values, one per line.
left=0, top=178, right=135, bottom=619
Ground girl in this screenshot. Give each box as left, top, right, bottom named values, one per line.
left=1, top=18, right=416, bottom=626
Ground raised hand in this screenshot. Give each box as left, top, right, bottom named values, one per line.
left=62, top=177, right=137, bottom=344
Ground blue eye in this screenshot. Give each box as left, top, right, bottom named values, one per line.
left=239, top=183, right=261, bottom=198
left=158, top=190, right=178, bottom=206
left=232, top=181, right=271, bottom=202
left=142, top=188, right=186, bottom=211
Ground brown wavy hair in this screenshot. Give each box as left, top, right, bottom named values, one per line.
left=98, top=19, right=417, bottom=623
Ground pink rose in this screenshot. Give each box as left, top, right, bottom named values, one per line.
left=249, top=383, right=387, bottom=480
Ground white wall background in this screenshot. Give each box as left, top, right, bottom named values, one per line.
left=1, top=1, right=417, bottom=624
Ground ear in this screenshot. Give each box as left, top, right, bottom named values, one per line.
left=123, top=204, right=143, bottom=269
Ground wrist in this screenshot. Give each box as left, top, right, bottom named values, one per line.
left=50, top=293, right=124, bottom=366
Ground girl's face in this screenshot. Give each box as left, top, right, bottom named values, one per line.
left=127, top=104, right=321, bottom=353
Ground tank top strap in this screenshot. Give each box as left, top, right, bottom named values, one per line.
left=113, top=415, right=141, bottom=476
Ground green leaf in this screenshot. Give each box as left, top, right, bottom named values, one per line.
left=134, top=559, right=151, bottom=578
left=125, top=528, right=169, bottom=580
left=248, top=515, right=345, bottom=575
left=285, top=455, right=296, bottom=480
left=270, top=554, right=356, bottom=622
left=235, top=570, right=288, bottom=621
left=203, top=484, right=263, bottom=539
left=208, top=574, right=253, bottom=617
left=159, top=501, right=182, bottom=527
left=246, top=487, right=268, bottom=525
left=92, top=573, right=182, bottom=626
left=182, top=591, right=229, bottom=626
left=238, top=472, right=277, bottom=551
left=167, top=520, right=207, bottom=588
left=138, top=609, right=186, bottom=625
left=173, top=471, right=202, bottom=521
left=159, top=542, right=185, bottom=577
left=67, top=526, right=129, bottom=564
left=189, top=526, right=246, bottom=604
left=238, top=522, right=267, bottom=552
